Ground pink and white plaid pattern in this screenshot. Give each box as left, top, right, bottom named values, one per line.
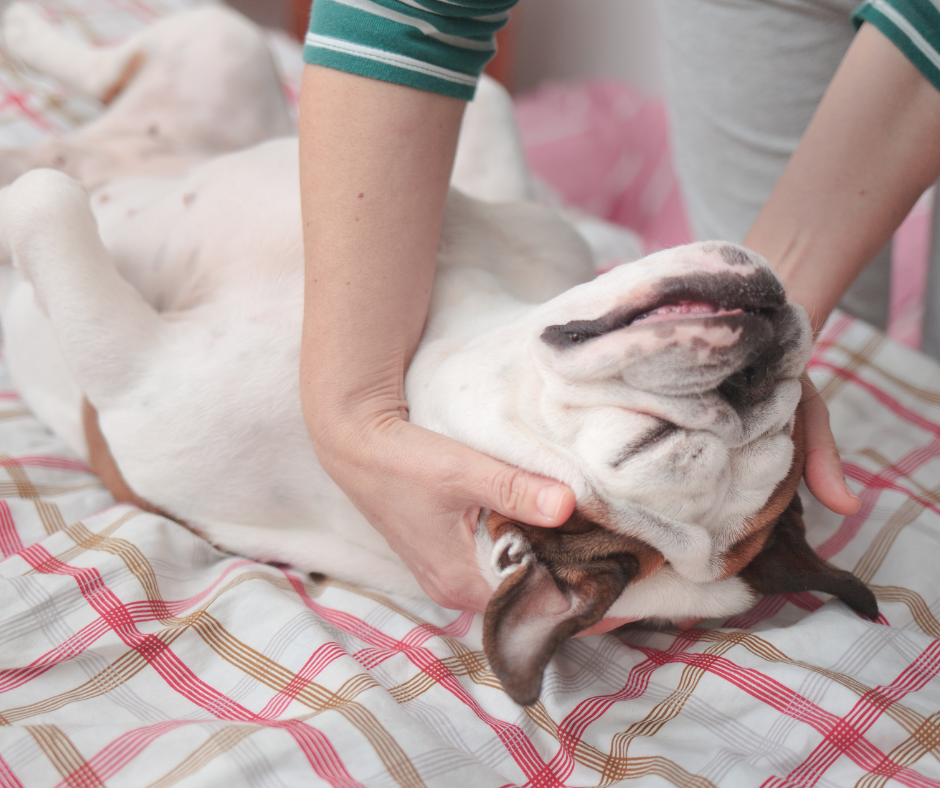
left=1, top=316, right=939, bottom=787
left=1, top=3, right=940, bottom=786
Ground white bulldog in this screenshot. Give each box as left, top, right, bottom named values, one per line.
left=0, top=4, right=876, bottom=705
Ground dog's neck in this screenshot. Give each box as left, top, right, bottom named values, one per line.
left=408, top=272, right=575, bottom=486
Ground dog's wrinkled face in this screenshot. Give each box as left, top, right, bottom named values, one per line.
left=411, top=241, right=840, bottom=704
left=418, top=242, right=812, bottom=567
left=529, top=242, right=810, bottom=541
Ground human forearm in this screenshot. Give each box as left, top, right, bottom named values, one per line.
left=299, top=65, right=463, bottom=435
left=745, top=22, right=940, bottom=333
left=744, top=22, right=940, bottom=517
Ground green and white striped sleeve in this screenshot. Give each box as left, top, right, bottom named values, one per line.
left=302, top=0, right=517, bottom=101
left=852, top=0, right=940, bottom=92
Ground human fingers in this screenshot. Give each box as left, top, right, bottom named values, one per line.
left=455, top=443, right=576, bottom=528
left=408, top=436, right=576, bottom=607
left=414, top=559, right=492, bottom=613
left=314, top=419, right=575, bottom=610
left=370, top=428, right=575, bottom=609
left=800, top=377, right=861, bottom=515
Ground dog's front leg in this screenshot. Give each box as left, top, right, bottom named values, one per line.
left=0, top=169, right=165, bottom=408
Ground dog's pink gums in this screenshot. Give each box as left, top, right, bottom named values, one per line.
left=632, top=302, right=744, bottom=326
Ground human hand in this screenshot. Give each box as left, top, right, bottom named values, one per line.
left=798, top=374, right=861, bottom=516
left=311, top=410, right=577, bottom=612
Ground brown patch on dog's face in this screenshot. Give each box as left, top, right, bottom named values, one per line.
left=482, top=507, right=664, bottom=705
left=719, top=410, right=877, bottom=619
left=486, top=507, right=665, bottom=580
left=480, top=408, right=878, bottom=706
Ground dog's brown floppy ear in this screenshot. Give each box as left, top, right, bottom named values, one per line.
left=483, top=549, right=638, bottom=706
left=739, top=493, right=879, bottom=620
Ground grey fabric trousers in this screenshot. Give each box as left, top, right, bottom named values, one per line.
left=657, top=0, right=891, bottom=328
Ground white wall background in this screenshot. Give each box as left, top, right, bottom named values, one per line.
left=513, top=0, right=663, bottom=96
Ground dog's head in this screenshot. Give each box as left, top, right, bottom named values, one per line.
left=421, top=242, right=813, bottom=552
left=480, top=457, right=878, bottom=705
left=527, top=242, right=809, bottom=535
left=412, top=240, right=878, bottom=705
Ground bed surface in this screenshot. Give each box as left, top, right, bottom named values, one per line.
left=0, top=3, right=939, bottom=787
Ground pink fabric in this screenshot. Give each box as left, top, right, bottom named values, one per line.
left=514, top=80, right=693, bottom=254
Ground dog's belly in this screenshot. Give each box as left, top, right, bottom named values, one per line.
left=88, top=295, right=419, bottom=591
left=93, top=139, right=304, bottom=311
left=4, top=271, right=412, bottom=588
left=89, top=144, right=427, bottom=585
left=98, top=314, right=417, bottom=588
left=0, top=137, right=595, bottom=596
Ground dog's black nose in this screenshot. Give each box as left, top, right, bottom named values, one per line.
left=718, top=316, right=791, bottom=411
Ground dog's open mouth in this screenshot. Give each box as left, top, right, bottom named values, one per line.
left=630, top=301, right=744, bottom=327
left=542, top=269, right=785, bottom=349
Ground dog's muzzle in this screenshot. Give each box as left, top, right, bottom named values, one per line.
left=541, top=266, right=809, bottom=408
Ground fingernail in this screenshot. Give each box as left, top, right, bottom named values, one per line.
left=844, top=477, right=860, bottom=501
left=537, top=485, right=566, bottom=520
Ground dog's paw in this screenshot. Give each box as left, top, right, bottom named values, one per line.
left=0, top=169, right=90, bottom=270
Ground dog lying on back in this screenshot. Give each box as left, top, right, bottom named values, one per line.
left=0, top=4, right=877, bottom=706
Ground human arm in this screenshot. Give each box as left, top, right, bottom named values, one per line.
left=298, top=65, right=576, bottom=613
left=744, top=21, right=940, bottom=513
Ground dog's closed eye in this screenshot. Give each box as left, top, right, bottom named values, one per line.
left=611, top=419, right=679, bottom=469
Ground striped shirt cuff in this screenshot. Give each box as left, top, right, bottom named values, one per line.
left=852, top=0, right=940, bottom=93
left=303, top=0, right=517, bottom=100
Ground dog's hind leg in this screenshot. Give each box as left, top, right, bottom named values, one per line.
left=0, top=169, right=165, bottom=409
left=452, top=75, right=534, bottom=203
left=3, top=3, right=142, bottom=104
left=0, top=3, right=130, bottom=186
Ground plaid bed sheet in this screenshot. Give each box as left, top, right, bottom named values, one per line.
left=1, top=2, right=940, bottom=786
left=2, top=314, right=940, bottom=788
